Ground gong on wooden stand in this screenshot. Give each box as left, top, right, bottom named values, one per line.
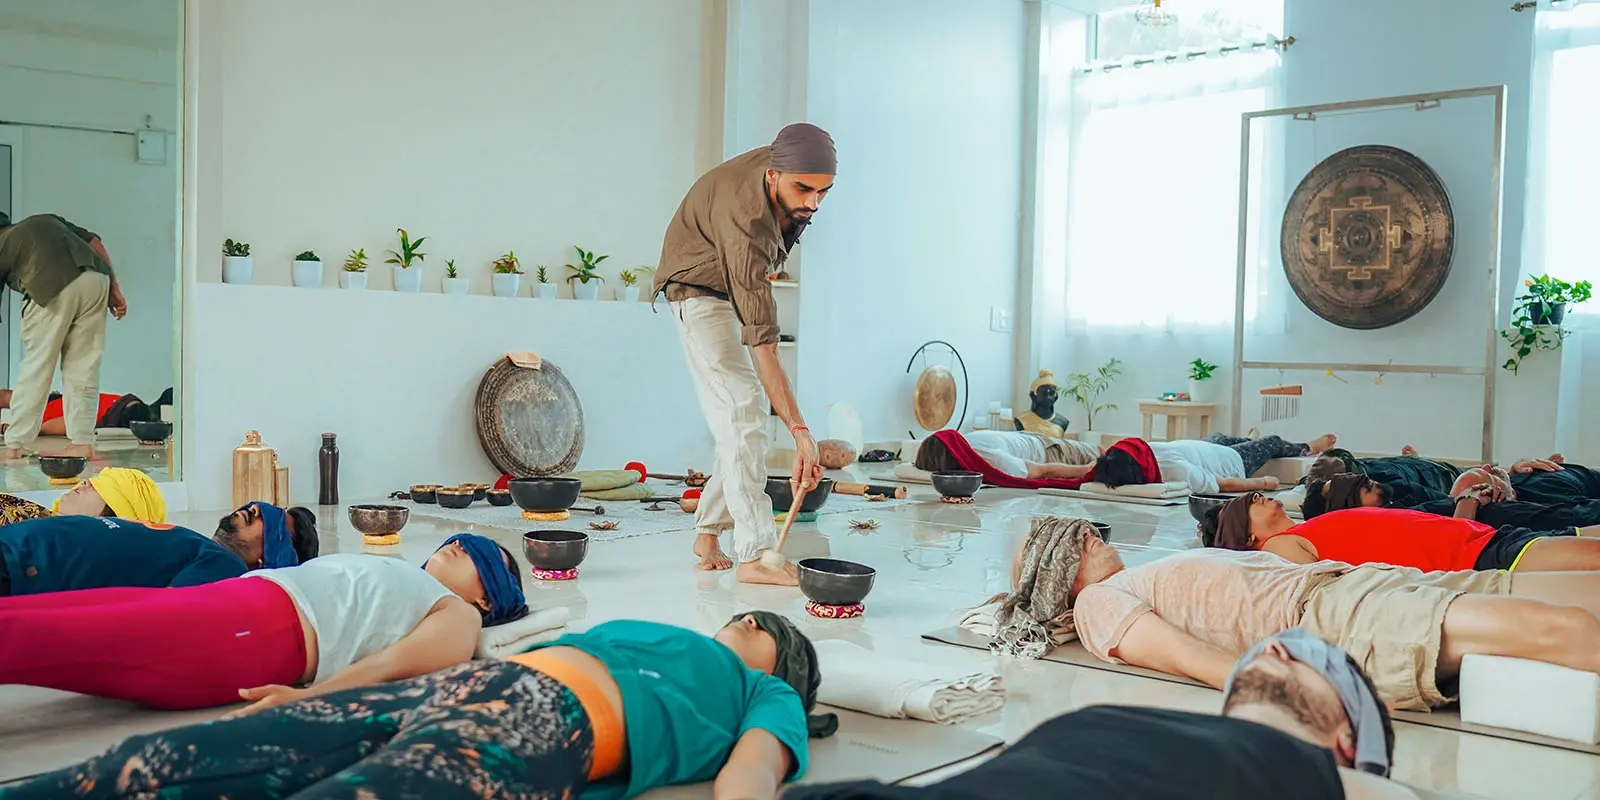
left=475, top=353, right=586, bottom=477
left=904, top=340, right=969, bottom=439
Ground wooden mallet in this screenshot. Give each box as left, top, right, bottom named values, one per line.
left=624, top=461, right=708, bottom=486
left=760, top=485, right=807, bottom=570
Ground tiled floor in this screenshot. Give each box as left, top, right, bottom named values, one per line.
left=0, top=435, right=172, bottom=492
left=157, top=467, right=1600, bottom=800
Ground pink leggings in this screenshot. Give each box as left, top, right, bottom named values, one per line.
left=0, top=576, right=306, bottom=709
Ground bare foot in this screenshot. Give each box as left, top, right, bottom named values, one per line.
left=735, top=559, right=799, bottom=587
left=1245, top=427, right=1261, bottom=440
left=1550, top=453, right=1566, bottom=465
left=1307, top=433, right=1337, bottom=455
left=1401, top=444, right=1418, bottom=456
left=693, top=533, right=733, bottom=571
left=1, top=447, right=24, bottom=461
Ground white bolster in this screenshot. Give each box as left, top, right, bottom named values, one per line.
left=1459, top=654, right=1600, bottom=745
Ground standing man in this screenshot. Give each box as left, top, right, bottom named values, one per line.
left=0, top=212, right=127, bottom=459
left=654, top=123, right=835, bottom=586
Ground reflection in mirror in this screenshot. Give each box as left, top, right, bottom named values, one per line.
left=0, top=0, right=180, bottom=493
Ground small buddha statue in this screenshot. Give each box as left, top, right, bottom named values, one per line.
left=1013, top=370, right=1072, bottom=438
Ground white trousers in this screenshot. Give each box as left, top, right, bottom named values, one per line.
left=671, top=296, right=776, bottom=562
left=6, top=271, right=110, bottom=448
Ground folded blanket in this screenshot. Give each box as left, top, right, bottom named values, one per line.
left=1078, top=480, right=1191, bottom=499
left=476, top=606, right=571, bottom=659
left=814, top=639, right=1003, bottom=725
left=893, top=463, right=934, bottom=484
left=560, top=469, right=642, bottom=492
left=583, top=483, right=656, bottom=501
left=958, top=602, right=1074, bottom=647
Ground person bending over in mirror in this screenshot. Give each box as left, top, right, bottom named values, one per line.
left=1300, top=468, right=1600, bottom=532
left=915, top=428, right=1103, bottom=481
left=2, top=611, right=834, bottom=800
left=0, top=513, right=259, bottom=597
left=788, top=629, right=1412, bottom=800
left=1001, top=516, right=1600, bottom=712
left=0, top=212, right=128, bottom=461
left=0, top=388, right=167, bottom=438
left=0, top=533, right=521, bottom=716
left=1206, top=490, right=1600, bottom=574
left=0, top=466, right=168, bottom=526
left=1093, top=432, right=1338, bottom=494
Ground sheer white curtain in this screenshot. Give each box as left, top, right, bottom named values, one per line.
left=1524, top=3, right=1600, bottom=317
left=1064, top=50, right=1282, bottom=330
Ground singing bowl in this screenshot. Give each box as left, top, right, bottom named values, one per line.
left=409, top=484, right=441, bottom=504
left=930, top=471, right=983, bottom=498
left=1188, top=493, right=1233, bottom=523
left=487, top=489, right=514, bottom=506
left=508, top=477, right=583, bottom=513
left=459, top=482, right=489, bottom=501
left=437, top=487, right=475, bottom=509
left=764, top=477, right=834, bottom=514
left=797, top=557, right=876, bottom=606
left=37, top=455, right=87, bottom=480
left=129, top=420, right=172, bottom=444
left=522, top=530, right=589, bottom=571
left=347, top=504, right=409, bottom=536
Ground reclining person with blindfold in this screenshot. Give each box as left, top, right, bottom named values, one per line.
left=1309, top=446, right=1600, bottom=509
left=2, top=611, right=833, bottom=800
left=789, top=629, right=1414, bottom=800
left=0, top=527, right=521, bottom=715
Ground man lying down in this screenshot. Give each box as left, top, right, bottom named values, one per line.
left=1094, top=431, right=1338, bottom=494
left=995, top=517, right=1600, bottom=712
left=914, top=429, right=1104, bottom=481
left=789, top=629, right=1412, bottom=800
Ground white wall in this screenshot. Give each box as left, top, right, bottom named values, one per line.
left=0, top=0, right=178, bottom=402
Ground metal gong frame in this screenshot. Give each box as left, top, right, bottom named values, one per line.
left=1230, top=85, right=1507, bottom=463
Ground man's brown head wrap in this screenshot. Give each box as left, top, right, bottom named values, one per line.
left=991, top=517, right=1096, bottom=659
left=1309, top=473, right=1368, bottom=519
left=771, top=123, right=837, bottom=175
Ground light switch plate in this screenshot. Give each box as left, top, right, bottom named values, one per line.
left=990, top=306, right=1012, bottom=332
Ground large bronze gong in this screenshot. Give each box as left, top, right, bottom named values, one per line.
left=1280, top=145, right=1454, bottom=330
left=474, top=355, right=586, bottom=477
left=913, top=365, right=958, bottom=431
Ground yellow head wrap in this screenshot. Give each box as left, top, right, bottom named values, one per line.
left=51, top=467, right=167, bottom=522
left=1029, top=369, right=1060, bottom=395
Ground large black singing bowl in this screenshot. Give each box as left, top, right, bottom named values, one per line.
left=508, top=476, right=583, bottom=513
left=798, top=557, right=876, bottom=606
left=764, top=476, right=835, bottom=513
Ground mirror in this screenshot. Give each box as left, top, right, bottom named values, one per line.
left=0, top=0, right=181, bottom=492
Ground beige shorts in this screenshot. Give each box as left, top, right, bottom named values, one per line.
left=1299, top=564, right=1512, bottom=711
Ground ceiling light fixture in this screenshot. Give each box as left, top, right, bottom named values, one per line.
left=1136, top=0, right=1179, bottom=27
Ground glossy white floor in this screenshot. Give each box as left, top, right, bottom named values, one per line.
left=163, top=473, right=1600, bottom=800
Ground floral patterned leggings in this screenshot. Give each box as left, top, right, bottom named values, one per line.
left=0, top=661, right=595, bottom=800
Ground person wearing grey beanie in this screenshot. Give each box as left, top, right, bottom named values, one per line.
left=652, top=123, right=837, bottom=587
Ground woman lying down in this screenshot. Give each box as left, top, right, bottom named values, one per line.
left=0, top=610, right=832, bottom=800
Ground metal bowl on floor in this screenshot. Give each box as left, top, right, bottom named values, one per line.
left=930, top=470, right=983, bottom=498
left=765, top=476, right=835, bottom=513
left=523, top=530, right=589, bottom=571
left=459, top=482, right=489, bottom=501
left=38, top=455, right=87, bottom=480
left=129, top=420, right=172, bottom=444
left=437, top=487, right=475, bottom=509
left=508, top=477, right=583, bottom=513
left=797, top=557, right=876, bottom=606
left=348, top=504, right=409, bottom=537
left=409, top=484, right=441, bottom=504
left=487, top=489, right=514, bottom=506
left=1188, top=493, right=1233, bottom=523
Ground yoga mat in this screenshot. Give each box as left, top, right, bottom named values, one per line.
left=0, top=686, right=237, bottom=784
left=638, top=707, right=1002, bottom=799
left=922, top=627, right=1600, bottom=757
left=1036, top=487, right=1188, bottom=506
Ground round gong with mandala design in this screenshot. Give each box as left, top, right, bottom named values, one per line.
left=1280, top=145, right=1455, bottom=330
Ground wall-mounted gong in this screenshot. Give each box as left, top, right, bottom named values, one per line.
left=1280, top=145, right=1455, bottom=330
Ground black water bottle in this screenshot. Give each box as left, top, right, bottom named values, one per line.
left=318, top=433, right=339, bottom=505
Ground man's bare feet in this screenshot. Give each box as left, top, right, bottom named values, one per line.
left=1307, top=433, right=1337, bottom=455
left=735, top=558, right=799, bottom=587
left=693, top=533, right=733, bottom=571
left=1, top=446, right=24, bottom=461
left=1550, top=453, right=1566, bottom=464
left=1401, top=444, right=1418, bottom=456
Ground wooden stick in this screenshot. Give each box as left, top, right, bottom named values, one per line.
left=763, top=488, right=808, bottom=569
left=833, top=481, right=907, bottom=499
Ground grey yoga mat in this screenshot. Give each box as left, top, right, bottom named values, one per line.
left=921, top=626, right=1600, bottom=757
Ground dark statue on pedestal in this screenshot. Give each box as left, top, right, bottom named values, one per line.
left=1013, top=370, right=1072, bottom=438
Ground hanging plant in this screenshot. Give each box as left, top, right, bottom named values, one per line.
left=1501, top=274, right=1592, bottom=374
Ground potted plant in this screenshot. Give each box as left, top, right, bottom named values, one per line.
left=1187, top=358, right=1219, bottom=403
left=1501, top=274, right=1594, bottom=373
left=222, top=238, right=253, bottom=284
left=1063, top=357, right=1123, bottom=439
left=618, top=269, right=643, bottom=302
left=491, top=250, right=523, bottom=298
left=534, top=265, right=557, bottom=299
left=291, top=250, right=323, bottom=288
left=566, top=245, right=608, bottom=301
left=441, top=259, right=469, bottom=295
left=384, top=227, right=426, bottom=293
left=340, top=248, right=369, bottom=289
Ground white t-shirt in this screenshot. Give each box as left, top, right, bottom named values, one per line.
left=966, top=431, right=1100, bottom=477
left=252, top=553, right=455, bottom=683
left=1150, top=440, right=1246, bottom=494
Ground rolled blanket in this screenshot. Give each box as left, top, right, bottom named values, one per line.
left=582, top=483, right=656, bottom=501
left=560, top=469, right=643, bottom=492
left=476, top=606, right=572, bottom=659
left=814, top=639, right=1004, bottom=725
left=958, top=602, right=1074, bottom=648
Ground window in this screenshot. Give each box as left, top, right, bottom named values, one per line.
left=1094, top=0, right=1283, bottom=62
left=1526, top=5, right=1600, bottom=314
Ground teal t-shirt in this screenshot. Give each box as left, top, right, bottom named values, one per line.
left=529, top=619, right=809, bottom=799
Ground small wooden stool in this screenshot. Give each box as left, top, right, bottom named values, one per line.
left=1138, top=401, right=1218, bottom=442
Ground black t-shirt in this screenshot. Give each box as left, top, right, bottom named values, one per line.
left=785, top=705, right=1344, bottom=800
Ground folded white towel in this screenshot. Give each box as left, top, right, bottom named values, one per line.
left=958, top=602, right=1074, bottom=646
left=476, top=606, right=572, bottom=659
left=1079, top=480, right=1191, bottom=499
left=814, top=639, right=1004, bottom=725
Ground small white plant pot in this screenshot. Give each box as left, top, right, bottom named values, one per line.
left=492, top=273, right=522, bottom=298
left=1188, top=378, right=1215, bottom=404
left=222, top=256, right=254, bottom=285
left=442, top=277, right=469, bottom=296
left=573, top=281, right=600, bottom=301
left=291, top=260, right=324, bottom=288
left=339, top=272, right=368, bottom=290
left=618, top=285, right=641, bottom=302
left=394, top=266, right=423, bottom=293
left=535, top=283, right=557, bottom=300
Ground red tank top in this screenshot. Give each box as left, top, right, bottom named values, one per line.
left=42, top=393, right=123, bottom=424
left=1275, top=507, right=1495, bottom=572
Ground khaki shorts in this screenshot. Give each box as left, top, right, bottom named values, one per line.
left=1299, top=564, right=1512, bottom=711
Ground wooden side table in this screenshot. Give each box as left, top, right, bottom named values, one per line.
left=1138, top=401, right=1219, bottom=442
